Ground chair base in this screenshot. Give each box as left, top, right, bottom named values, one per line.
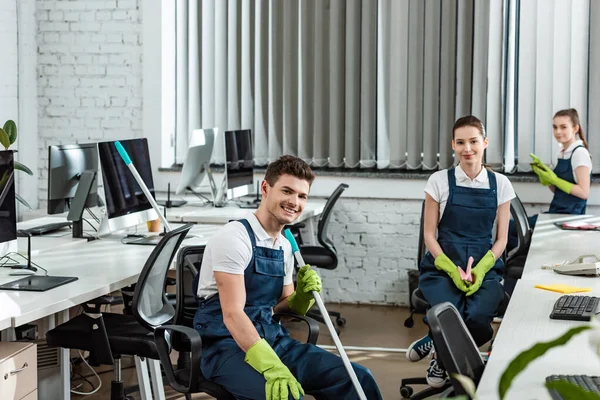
left=399, top=377, right=452, bottom=399
left=306, top=309, right=346, bottom=334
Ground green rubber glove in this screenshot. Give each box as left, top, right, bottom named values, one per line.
left=245, top=338, right=304, bottom=400
left=288, top=265, right=321, bottom=315
left=466, top=250, right=496, bottom=296
left=434, top=254, right=470, bottom=293
left=531, top=164, right=552, bottom=186
left=532, top=163, right=574, bottom=194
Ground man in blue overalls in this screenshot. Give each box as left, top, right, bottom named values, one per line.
left=194, top=155, right=382, bottom=400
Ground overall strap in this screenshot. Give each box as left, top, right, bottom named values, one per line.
left=238, top=219, right=257, bottom=250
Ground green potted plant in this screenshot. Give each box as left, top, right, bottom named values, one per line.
left=0, top=119, right=33, bottom=210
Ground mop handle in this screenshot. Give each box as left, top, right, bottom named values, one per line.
left=284, top=230, right=367, bottom=400
left=115, top=141, right=173, bottom=232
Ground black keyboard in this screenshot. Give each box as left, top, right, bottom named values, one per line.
left=549, top=295, right=600, bottom=321
left=546, top=375, right=600, bottom=399
left=19, top=222, right=72, bottom=236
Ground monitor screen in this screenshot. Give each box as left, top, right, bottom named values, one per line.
left=0, top=151, right=16, bottom=244
left=176, top=128, right=217, bottom=194
left=98, top=138, right=155, bottom=219
left=225, top=129, right=253, bottom=189
left=47, top=143, right=99, bottom=215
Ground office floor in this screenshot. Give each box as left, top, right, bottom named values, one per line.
left=71, top=304, right=498, bottom=399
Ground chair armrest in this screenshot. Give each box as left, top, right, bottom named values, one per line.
left=165, top=277, right=177, bottom=286
left=284, top=224, right=305, bottom=245
left=273, top=312, right=319, bottom=344
left=154, top=325, right=202, bottom=393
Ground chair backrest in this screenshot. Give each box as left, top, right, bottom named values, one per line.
left=427, top=302, right=485, bottom=396
left=317, top=183, right=349, bottom=251
left=417, top=199, right=426, bottom=264
left=132, top=223, right=193, bottom=331
left=509, top=194, right=532, bottom=258
left=175, top=245, right=204, bottom=327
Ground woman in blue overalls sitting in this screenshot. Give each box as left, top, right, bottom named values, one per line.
left=405, top=116, right=516, bottom=388
left=507, top=109, right=592, bottom=252
left=193, top=155, right=382, bottom=400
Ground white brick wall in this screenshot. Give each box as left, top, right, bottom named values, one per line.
left=0, top=0, right=18, bottom=123
left=316, top=199, right=600, bottom=306
left=36, top=0, right=143, bottom=210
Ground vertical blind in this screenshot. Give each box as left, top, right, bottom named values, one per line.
left=173, top=0, right=599, bottom=172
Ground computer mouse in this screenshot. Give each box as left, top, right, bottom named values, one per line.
left=9, top=270, right=36, bottom=276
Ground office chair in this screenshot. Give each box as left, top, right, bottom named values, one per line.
left=505, top=194, right=533, bottom=280
left=46, top=223, right=194, bottom=400
left=288, top=183, right=349, bottom=328
left=426, top=302, right=486, bottom=398
left=400, top=200, right=509, bottom=399
left=154, top=245, right=320, bottom=399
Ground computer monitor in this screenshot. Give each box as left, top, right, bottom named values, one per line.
left=176, top=128, right=217, bottom=195
left=225, top=129, right=254, bottom=198
left=98, top=138, right=158, bottom=233
left=47, top=143, right=99, bottom=215
left=0, top=151, right=17, bottom=247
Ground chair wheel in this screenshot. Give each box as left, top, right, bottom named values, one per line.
left=404, top=317, right=414, bottom=328
left=400, top=385, right=413, bottom=398
left=336, top=317, right=346, bottom=327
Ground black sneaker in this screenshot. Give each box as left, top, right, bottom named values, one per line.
left=406, top=335, right=434, bottom=362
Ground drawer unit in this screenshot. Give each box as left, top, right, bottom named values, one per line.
left=0, top=342, right=37, bottom=400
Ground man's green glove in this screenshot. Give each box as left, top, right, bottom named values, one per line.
left=434, top=254, right=470, bottom=293
left=466, top=250, right=496, bottom=296
left=287, top=265, right=321, bottom=315
left=245, top=339, right=304, bottom=400
left=532, top=163, right=574, bottom=194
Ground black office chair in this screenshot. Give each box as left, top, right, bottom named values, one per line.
left=154, top=245, right=320, bottom=399
left=505, top=194, right=533, bottom=280
left=288, top=183, right=349, bottom=328
left=46, top=223, right=194, bottom=400
left=427, top=302, right=486, bottom=398
left=400, top=200, right=509, bottom=399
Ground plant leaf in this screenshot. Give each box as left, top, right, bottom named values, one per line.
left=3, top=120, right=17, bottom=144
left=14, top=161, right=33, bottom=176
left=498, top=325, right=591, bottom=399
left=546, top=380, right=600, bottom=400
left=0, top=128, right=9, bottom=150
left=15, top=193, right=32, bottom=211
left=451, top=374, right=478, bottom=399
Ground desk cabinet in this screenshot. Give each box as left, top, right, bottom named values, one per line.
left=0, top=342, right=37, bottom=400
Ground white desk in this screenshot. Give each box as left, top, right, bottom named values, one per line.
left=16, top=217, right=87, bottom=256
left=165, top=199, right=326, bottom=224
left=476, top=214, right=600, bottom=399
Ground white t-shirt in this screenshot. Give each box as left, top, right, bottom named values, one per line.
left=553, top=140, right=593, bottom=183
left=196, top=213, right=294, bottom=299
left=424, top=165, right=516, bottom=221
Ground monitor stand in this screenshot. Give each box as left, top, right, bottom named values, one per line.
left=67, top=170, right=97, bottom=241
left=207, top=168, right=228, bottom=207
left=157, top=183, right=187, bottom=208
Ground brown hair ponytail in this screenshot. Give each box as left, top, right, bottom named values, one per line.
left=554, top=108, right=588, bottom=149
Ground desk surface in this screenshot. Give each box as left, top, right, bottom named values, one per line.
left=165, top=199, right=326, bottom=224
left=1, top=222, right=221, bottom=328
left=476, top=214, right=600, bottom=399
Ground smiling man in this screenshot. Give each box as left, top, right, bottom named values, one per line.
left=193, top=155, right=382, bottom=400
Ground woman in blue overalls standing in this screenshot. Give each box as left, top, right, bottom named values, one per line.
left=533, top=109, right=592, bottom=222
left=193, top=155, right=382, bottom=400
left=405, top=116, right=515, bottom=388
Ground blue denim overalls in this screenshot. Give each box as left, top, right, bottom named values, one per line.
left=193, top=219, right=382, bottom=400
left=419, top=168, right=505, bottom=346
left=548, top=145, right=589, bottom=215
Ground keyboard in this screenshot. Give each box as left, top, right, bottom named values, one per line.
left=19, top=222, right=72, bottom=236
left=549, top=295, right=599, bottom=321
left=546, top=375, right=600, bottom=399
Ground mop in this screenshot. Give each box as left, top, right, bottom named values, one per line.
left=284, top=229, right=368, bottom=400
